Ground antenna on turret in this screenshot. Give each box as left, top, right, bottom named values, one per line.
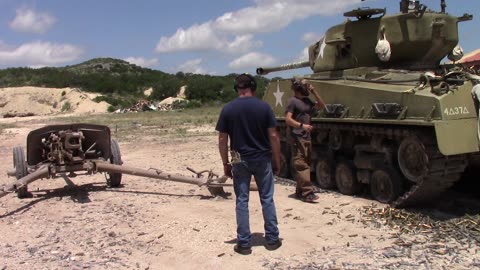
left=441, top=0, right=446, bottom=13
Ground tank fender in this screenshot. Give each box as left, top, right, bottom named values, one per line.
left=434, top=119, right=479, bottom=156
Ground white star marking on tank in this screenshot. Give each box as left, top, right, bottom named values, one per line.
left=273, top=80, right=284, bottom=107
left=319, top=36, right=326, bottom=59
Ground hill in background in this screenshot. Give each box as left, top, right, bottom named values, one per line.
left=0, top=58, right=271, bottom=109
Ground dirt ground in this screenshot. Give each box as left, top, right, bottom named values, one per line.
left=0, top=115, right=479, bottom=270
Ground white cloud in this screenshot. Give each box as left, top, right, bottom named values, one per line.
left=9, top=8, right=56, bottom=34
left=155, top=0, right=359, bottom=55
left=155, top=23, right=223, bottom=53
left=224, top=34, right=262, bottom=54
left=0, top=41, right=83, bottom=67
left=215, top=0, right=359, bottom=34
left=229, top=52, right=276, bottom=69
left=296, top=47, right=309, bottom=62
left=124, top=57, right=159, bottom=68
left=176, top=58, right=208, bottom=74
left=155, top=23, right=260, bottom=55
left=302, top=32, right=322, bottom=44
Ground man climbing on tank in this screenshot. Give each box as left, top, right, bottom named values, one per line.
left=286, top=79, right=325, bottom=203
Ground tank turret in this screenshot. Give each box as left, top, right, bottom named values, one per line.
left=258, top=0, right=472, bottom=75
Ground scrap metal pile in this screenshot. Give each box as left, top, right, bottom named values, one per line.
left=114, top=98, right=188, bottom=113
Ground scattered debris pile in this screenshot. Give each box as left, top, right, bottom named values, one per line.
left=362, top=206, right=480, bottom=244
left=114, top=98, right=188, bottom=113
left=115, top=86, right=189, bottom=113
left=115, top=100, right=157, bottom=113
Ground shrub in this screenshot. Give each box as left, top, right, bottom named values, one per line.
left=185, top=99, right=202, bottom=109
left=171, top=99, right=189, bottom=110
left=61, top=101, right=71, bottom=112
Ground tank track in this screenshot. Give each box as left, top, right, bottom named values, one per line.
left=278, top=121, right=469, bottom=207
left=392, top=146, right=466, bottom=207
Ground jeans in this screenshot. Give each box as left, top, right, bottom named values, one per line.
left=232, top=160, right=279, bottom=247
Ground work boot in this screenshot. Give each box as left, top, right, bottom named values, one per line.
left=233, top=244, right=252, bottom=255
left=301, top=193, right=319, bottom=203
left=265, top=240, right=282, bottom=251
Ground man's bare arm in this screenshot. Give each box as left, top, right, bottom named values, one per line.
left=218, top=132, right=229, bottom=165
left=218, top=132, right=232, bottom=177
left=285, top=112, right=300, bottom=128
left=268, top=127, right=281, bottom=175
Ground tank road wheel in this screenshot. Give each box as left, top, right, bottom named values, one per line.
left=397, top=136, right=429, bottom=182
left=328, top=129, right=342, bottom=151
left=13, top=146, right=30, bottom=198
left=335, top=160, right=361, bottom=195
left=315, top=157, right=336, bottom=189
left=370, top=168, right=404, bottom=204
left=106, top=139, right=123, bottom=187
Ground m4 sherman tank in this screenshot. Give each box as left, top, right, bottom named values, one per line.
left=257, top=0, right=479, bottom=207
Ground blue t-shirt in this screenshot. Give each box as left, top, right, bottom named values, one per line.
left=215, top=97, right=277, bottom=161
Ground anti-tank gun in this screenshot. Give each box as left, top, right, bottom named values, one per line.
left=1, top=124, right=235, bottom=200
left=258, top=0, right=480, bottom=207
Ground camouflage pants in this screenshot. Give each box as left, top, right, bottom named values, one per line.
left=291, top=137, right=315, bottom=197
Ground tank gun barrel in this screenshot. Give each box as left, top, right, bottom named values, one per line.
left=256, top=61, right=310, bottom=75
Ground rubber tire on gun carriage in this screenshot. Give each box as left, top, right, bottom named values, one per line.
left=13, top=146, right=29, bottom=198
left=106, top=139, right=122, bottom=187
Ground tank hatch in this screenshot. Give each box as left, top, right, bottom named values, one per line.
left=343, top=8, right=386, bottom=20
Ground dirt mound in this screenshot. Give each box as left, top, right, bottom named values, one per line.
left=0, top=87, right=110, bottom=117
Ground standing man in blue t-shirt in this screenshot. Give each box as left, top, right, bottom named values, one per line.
left=216, top=73, right=282, bottom=255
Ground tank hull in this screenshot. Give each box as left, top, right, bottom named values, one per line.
left=265, top=71, right=479, bottom=206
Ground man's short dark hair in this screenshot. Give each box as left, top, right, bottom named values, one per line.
left=234, top=73, right=257, bottom=91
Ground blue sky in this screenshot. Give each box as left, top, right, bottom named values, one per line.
left=0, top=0, right=478, bottom=77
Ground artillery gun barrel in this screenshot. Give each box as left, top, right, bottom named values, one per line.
left=94, top=161, right=233, bottom=187
left=256, top=61, right=310, bottom=75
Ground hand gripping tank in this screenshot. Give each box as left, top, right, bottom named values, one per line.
left=258, top=0, right=479, bottom=207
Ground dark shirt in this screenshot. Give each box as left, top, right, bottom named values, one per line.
left=216, top=97, right=277, bottom=161
left=285, top=96, right=316, bottom=140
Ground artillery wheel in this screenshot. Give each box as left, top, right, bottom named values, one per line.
left=106, top=139, right=122, bottom=187
left=397, top=136, right=429, bottom=183
left=335, top=160, right=361, bottom=195
left=13, top=146, right=30, bottom=198
left=315, top=157, right=336, bottom=189
left=370, top=167, right=404, bottom=204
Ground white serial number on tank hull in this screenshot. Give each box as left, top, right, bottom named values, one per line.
left=443, top=107, right=469, bottom=116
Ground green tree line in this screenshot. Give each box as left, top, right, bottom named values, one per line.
left=0, top=58, right=271, bottom=107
